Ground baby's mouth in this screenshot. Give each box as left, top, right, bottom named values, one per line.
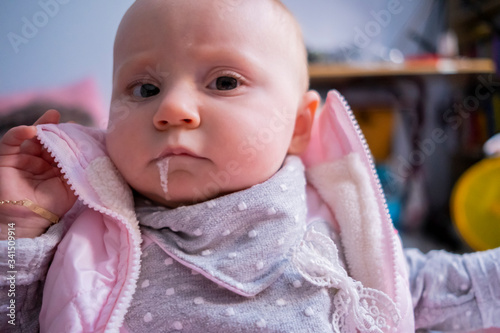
left=158, top=146, right=202, bottom=159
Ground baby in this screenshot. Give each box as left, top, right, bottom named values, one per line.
left=1, top=0, right=500, bottom=332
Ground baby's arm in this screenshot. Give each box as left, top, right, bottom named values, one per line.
left=0, top=222, right=65, bottom=332
left=406, top=247, right=500, bottom=331
left=0, top=110, right=77, bottom=239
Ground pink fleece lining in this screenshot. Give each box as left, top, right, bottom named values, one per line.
left=301, top=90, right=414, bottom=331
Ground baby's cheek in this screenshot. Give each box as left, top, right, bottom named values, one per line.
left=108, top=101, right=142, bottom=133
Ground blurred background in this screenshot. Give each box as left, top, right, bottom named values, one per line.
left=1, top=0, right=499, bottom=253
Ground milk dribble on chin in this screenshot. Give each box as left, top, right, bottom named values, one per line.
left=156, top=157, right=171, bottom=197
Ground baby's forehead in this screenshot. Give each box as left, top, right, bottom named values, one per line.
left=126, top=0, right=300, bottom=41
left=117, top=0, right=308, bottom=90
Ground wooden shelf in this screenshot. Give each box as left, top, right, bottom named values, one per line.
left=308, top=58, right=496, bottom=81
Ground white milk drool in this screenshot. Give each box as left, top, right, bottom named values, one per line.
left=157, top=157, right=171, bottom=197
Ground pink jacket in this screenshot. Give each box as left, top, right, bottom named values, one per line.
left=35, top=90, right=414, bottom=332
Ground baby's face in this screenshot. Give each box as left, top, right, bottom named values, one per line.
left=106, top=0, right=310, bottom=207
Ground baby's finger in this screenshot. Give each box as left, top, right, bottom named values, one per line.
left=19, top=138, right=45, bottom=157
left=39, top=144, right=57, bottom=166
left=34, top=109, right=61, bottom=125
left=0, top=126, right=37, bottom=154
left=0, top=153, right=55, bottom=175
left=17, top=138, right=57, bottom=167
left=18, top=138, right=57, bottom=165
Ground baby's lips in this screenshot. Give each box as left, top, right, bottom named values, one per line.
left=157, top=146, right=202, bottom=159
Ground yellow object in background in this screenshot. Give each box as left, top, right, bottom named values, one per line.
left=353, top=108, right=395, bottom=162
left=451, top=157, right=500, bottom=251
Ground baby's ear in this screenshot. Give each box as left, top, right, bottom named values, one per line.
left=287, top=90, right=320, bottom=155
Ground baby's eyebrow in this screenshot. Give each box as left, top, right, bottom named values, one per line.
left=114, top=54, right=163, bottom=82
left=194, top=47, right=265, bottom=76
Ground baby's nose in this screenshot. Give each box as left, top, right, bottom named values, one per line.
left=153, top=87, right=201, bottom=130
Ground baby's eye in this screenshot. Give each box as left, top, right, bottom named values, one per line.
left=208, top=76, right=240, bottom=91
left=132, top=83, right=160, bottom=98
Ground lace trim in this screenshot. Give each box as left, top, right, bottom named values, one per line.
left=292, top=228, right=401, bottom=333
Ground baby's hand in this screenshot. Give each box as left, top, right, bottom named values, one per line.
left=0, top=110, right=77, bottom=239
